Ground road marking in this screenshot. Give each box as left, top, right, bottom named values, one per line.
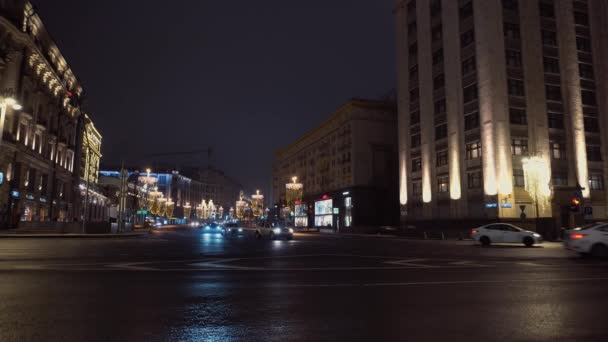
left=447, top=260, right=493, bottom=267
left=189, top=258, right=262, bottom=270
left=384, top=259, right=439, bottom=268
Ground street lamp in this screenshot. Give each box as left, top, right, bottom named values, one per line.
left=0, top=97, right=22, bottom=147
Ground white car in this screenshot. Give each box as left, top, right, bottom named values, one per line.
left=564, top=222, right=608, bottom=257
left=471, top=223, right=543, bottom=247
left=255, top=221, right=293, bottom=240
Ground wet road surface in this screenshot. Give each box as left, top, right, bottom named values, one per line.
left=0, top=227, right=607, bottom=341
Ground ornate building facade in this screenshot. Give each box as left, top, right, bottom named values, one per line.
left=0, top=1, right=101, bottom=228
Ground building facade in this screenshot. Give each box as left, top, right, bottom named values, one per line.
left=395, top=0, right=608, bottom=229
left=0, top=1, right=90, bottom=227
left=273, top=98, right=398, bottom=230
left=76, top=114, right=107, bottom=223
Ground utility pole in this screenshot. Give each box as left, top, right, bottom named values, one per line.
left=117, top=161, right=126, bottom=233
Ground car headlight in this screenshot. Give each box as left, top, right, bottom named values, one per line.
left=533, top=233, right=541, bottom=238
left=238, top=228, right=243, bottom=232
left=289, top=228, right=294, bottom=233
left=205, top=226, right=210, bottom=229
left=273, top=228, right=281, bottom=234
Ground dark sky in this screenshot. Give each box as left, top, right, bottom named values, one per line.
left=35, top=0, right=396, bottom=194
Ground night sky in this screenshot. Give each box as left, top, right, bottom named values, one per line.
left=36, top=0, right=395, bottom=194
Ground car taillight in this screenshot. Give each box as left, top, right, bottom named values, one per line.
left=471, top=229, right=478, bottom=235
left=570, top=233, right=587, bottom=239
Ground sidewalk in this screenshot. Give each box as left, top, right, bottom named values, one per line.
left=0, top=231, right=149, bottom=238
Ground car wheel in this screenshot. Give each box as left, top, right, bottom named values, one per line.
left=255, top=231, right=262, bottom=240
left=590, top=243, right=608, bottom=258
left=480, top=236, right=491, bottom=246
left=269, top=232, right=275, bottom=240
left=523, top=236, right=534, bottom=247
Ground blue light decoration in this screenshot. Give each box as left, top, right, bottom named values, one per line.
left=500, top=203, right=513, bottom=209
left=485, top=203, right=498, bottom=208
left=0, top=171, right=4, bottom=185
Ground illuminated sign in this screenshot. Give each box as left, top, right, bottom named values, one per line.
left=485, top=203, right=498, bottom=208
left=500, top=203, right=513, bottom=209
left=10, top=190, right=19, bottom=198
left=0, top=171, right=4, bottom=185
left=333, top=208, right=339, bottom=214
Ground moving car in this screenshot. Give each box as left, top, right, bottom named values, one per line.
left=203, top=222, right=223, bottom=231
left=564, top=222, right=608, bottom=257
left=222, top=222, right=245, bottom=236
left=255, top=221, right=293, bottom=240
left=471, top=223, right=543, bottom=247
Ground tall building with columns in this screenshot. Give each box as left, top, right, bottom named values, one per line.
left=395, top=0, right=608, bottom=226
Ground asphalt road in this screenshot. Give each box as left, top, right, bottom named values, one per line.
left=0, top=227, right=607, bottom=342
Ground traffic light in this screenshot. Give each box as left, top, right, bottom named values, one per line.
left=570, top=197, right=581, bottom=212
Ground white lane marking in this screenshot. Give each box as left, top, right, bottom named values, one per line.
left=189, top=258, right=262, bottom=270
left=384, top=259, right=438, bottom=268
left=447, top=260, right=493, bottom=267
left=269, top=277, right=608, bottom=288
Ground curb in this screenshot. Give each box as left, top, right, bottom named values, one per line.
left=0, top=232, right=149, bottom=239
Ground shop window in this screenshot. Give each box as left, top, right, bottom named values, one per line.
left=511, top=138, right=529, bottom=156
left=513, top=169, right=525, bottom=187
left=589, top=174, right=604, bottom=190
left=468, top=171, right=482, bottom=189
left=466, top=141, right=482, bottom=160
left=344, top=197, right=353, bottom=227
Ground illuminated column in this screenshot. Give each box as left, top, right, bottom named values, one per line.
left=417, top=0, right=434, bottom=213
left=557, top=0, right=589, bottom=198
left=442, top=0, right=464, bottom=215
left=474, top=0, right=513, bottom=213
left=395, top=0, right=410, bottom=208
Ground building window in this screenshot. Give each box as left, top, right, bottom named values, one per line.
left=460, top=1, right=473, bottom=19
left=539, top=2, right=555, bottom=18
left=436, top=150, right=448, bottom=167
left=502, top=0, right=518, bottom=10
left=511, top=139, right=529, bottom=156
left=464, top=84, right=478, bottom=103
left=579, top=63, right=594, bottom=79
left=412, top=158, right=422, bottom=172
left=430, top=0, right=441, bottom=16
left=504, top=23, right=521, bottom=40
left=410, top=110, right=420, bottom=125
left=581, top=91, right=597, bottom=106
left=584, top=117, right=599, bottom=133
left=550, top=141, right=565, bottom=159
left=410, top=88, right=419, bottom=103
left=466, top=141, right=482, bottom=160
left=547, top=112, right=564, bottom=129
left=413, top=182, right=422, bottom=197
left=513, top=169, right=525, bottom=187
left=464, top=112, right=479, bottom=131
left=587, top=145, right=602, bottom=161
left=432, top=24, right=442, bottom=42
left=509, top=108, right=527, bottom=125
left=576, top=37, right=591, bottom=52
left=468, top=171, right=482, bottom=189
left=543, top=57, right=560, bottom=74
left=433, top=74, right=445, bottom=90
left=462, top=56, right=476, bottom=75
left=546, top=85, right=562, bottom=101
left=508, top=79, right=525, bottom=97
left=506, top=50, right=522, bottom=68
left=574, top=11, right=589, bottom=26
left=434, top=99, right=446, bottom=114
left=461, top=29, right=475, bottom=48
left=435, top=124, right=447, bottom=140
left=589, top=174, right=604, bottom=190
left=552, top=172, right=568, bottom=187
left=437, top=176, right=449, bottom=193
left=432, top=49, right=444, bottom=65
left=411, top=134, right=421, bottom=148
left=541, top=30, right=557, bottom=46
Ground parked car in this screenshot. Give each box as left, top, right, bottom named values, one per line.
left=223, top=222, right=245, bottom=236
left=471, top=223, right=543, bottom=247
left=564, top=222, right=608, bottom=257
left=255, top=221, right=293, bottom=240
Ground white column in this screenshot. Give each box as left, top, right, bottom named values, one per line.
left=395, top=0, right=410, bottom=207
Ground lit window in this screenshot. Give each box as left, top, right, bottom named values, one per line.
left=589, top=174, right=604, bottom=190
left=466, top=141, right=481, bottom=160
left=550, top=141, right=565, bottom=159
left=511, top=139, right=529, bottom=156
left=437, top=176, right=449, bottom=193
left=513, top=169, right=525, bottom=187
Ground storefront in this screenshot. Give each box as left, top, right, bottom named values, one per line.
left=314, top=196, right=333, bottom=227
left=294, top=202, right=308, bottom=227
